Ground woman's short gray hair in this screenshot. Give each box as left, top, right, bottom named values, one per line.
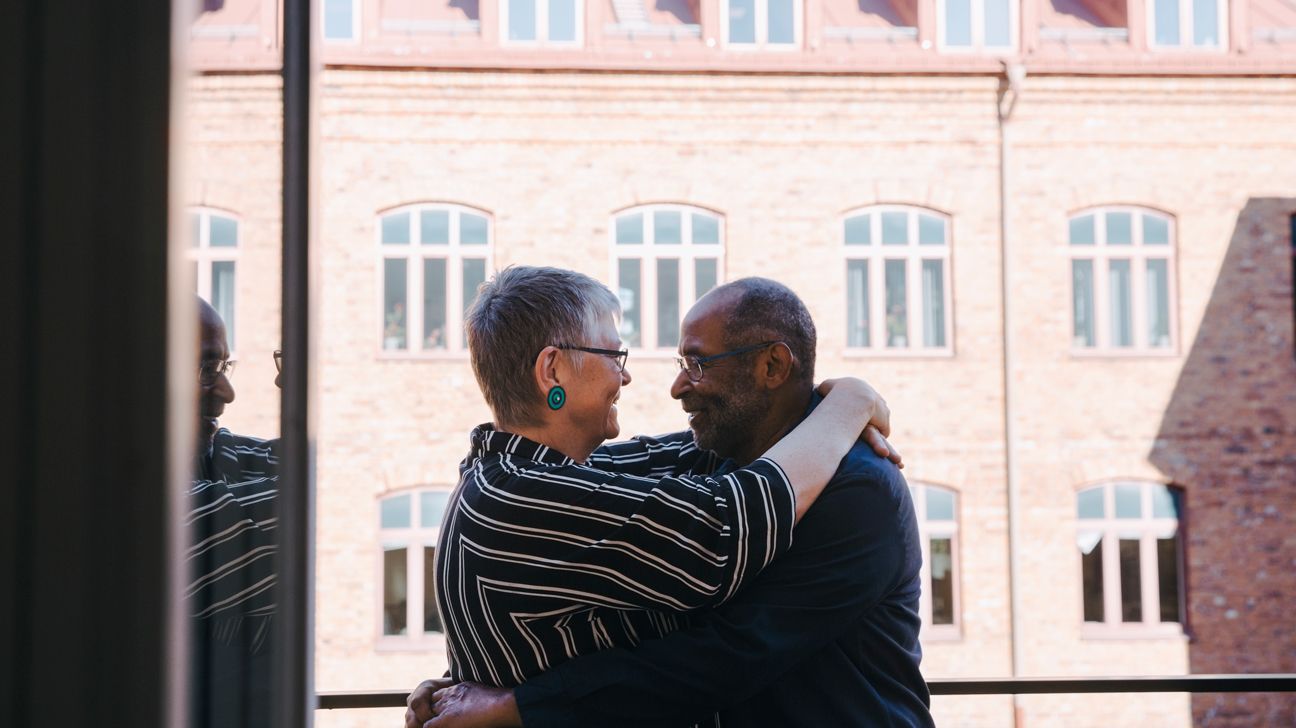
left=466, top=266, right=621, bottom=429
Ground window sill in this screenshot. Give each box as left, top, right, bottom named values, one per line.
left=375, top=634, right=448, bottom=652
left=1080, top=624, right=1187, bottom=641
left=376, top=350, right=471, bottom=361
left=1068, top=347, right=1180, bottom=360
left=841, top=347, right=955, bottom=359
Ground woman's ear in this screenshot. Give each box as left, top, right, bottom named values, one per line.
left=534, top=346, right=563, bottom=391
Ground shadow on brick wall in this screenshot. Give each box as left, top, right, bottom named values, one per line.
left=1148, top=198, right=1296, bottom=727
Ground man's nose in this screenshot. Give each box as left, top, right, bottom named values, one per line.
left=620, top=365, right=632, bottom=386
left=669, top=368, right=692, bottom=400
left=213, top=372, right=235, bottom=404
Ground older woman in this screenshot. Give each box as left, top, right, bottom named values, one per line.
left=435, top=266, right=889, bottom=691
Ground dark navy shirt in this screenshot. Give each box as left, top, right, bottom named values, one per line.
left=514, top=400, right=932, bottom=727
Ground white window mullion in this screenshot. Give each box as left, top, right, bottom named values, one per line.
left=644, top=251, right=659, bottom=351
left=1131, top=256, right=1148, bottom=350
left=869, top=248, right=885, bottom=352
left=906, top=252, right=922, bottom=349
left=1092, top=251, right=1110, bottom=349
left=408, top=254, right=424, bottom=354
left=408, top=542, right=425, bottom=637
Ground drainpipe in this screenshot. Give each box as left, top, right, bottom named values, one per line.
left=997, top=60, right=1026, bottom=728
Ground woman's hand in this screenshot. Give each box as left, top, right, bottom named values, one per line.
left=815, top=378, right=903, bottom=469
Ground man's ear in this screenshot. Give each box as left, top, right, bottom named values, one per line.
left=534, top=346, right=563, bottom=391
left=759, top=342, right=795, bottom=389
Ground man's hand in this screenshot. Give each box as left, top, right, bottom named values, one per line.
left=405, top=678, right=522, bottom=728
left=815, top=379, right=903, bottom=469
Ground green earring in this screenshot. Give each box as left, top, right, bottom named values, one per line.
left=547, top=386, right=566, bottom=410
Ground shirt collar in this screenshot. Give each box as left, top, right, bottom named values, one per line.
left=469, top=423, right=577, bottom=467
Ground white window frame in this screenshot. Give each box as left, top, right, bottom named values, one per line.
left=189, top=206, right=240, bottom=355
left=1076, top=481, right=1186, bottom=639
left=936, top=0, right=1018, bottom=52
left=911, top=483, right=961, bottom=639
left=610, top=204, right=725, bottom=355
left=721, top=0, right=803, bottom=49
left=322, top=0, right=361, bottom=42
left=376, top=203, right=494, bottom=359
left=1147, top=0, right=1228, bottom=50
left=376, top=486, right=454, bottom=649
left=842, top=205, right=954, bottom=357
left=1067, top=206, right=1178, bottom=356
left=499, top=0, right=585, bottom=47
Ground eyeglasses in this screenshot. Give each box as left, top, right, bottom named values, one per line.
left=273, top=349, right=283, bottom=373
left=199, top=358, right=235, bottom=386
left=674, top=340, right=782, bottom=383
left=557, top=344, right=629, bottom=373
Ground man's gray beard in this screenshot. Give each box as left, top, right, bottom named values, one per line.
left=692, top=385, right=772, bottom=461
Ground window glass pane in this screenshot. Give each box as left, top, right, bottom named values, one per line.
left=729, top=0, right=757, bottom=43
left=654, top=210, right=682, bottom=245
left=423, top=258, right=448, bottom=350
left=1106, top=212, right=1133, bottom=245
left=383, top=546, right=408, bottom=635
left=918, top=215, right=945, bottom=245
left=618, top=258, right=642, bottom=347
left=381, top=494, right=412, bottom=529
left=616, top=213, right=643, bottom=245
left=1146, top=259, right=1171, bottom=348
left=1142, top=214, right=1169, bottom=245
left=885, top=259, right=908, bottom=347
left=421, top=210, right=450, bottom=245
left=1072, top=260, right=1096, bottom=347
left=1114, top=483, right=1142, bottom=519
left=695, top=258, right=718, bottom=300
left=1069, top=214, right=1095, bottom=246
left=930, top=538, right=955, bottom=625
left=324, top=0, right=355, bottom=39
left=657, top=258, right=680, bottom=348
left=1154, top=0, right=1181, bottom=45
left=384, top=258, right=408, bottom=350
left=1119, top=539, right=1143, bottom=622
left=461, top=213, right=489, bottom=245
left=1151, top=485, right=1181, bottom=519
left=421, top=491, right=452, bottom=528
left=190, top=213, right=201, bottom=247
left=844, top=215, right=871, bottom=245
left=984, top=0, right=1011, bottom=47
left=1077, top=487, right=1105, bottom=519
left=926, top=487, right=955, bottom=521
left=211, top=261, right=236, bottom=350
left=1157, top=535, right=1182, bottom=623
left=1193, top=0, right=1219, bottom=46
left=847, top=259, right=870, bottom=348
left=424, top=546, right=443, bottom=633
left=1109, top=259, right=1133, bottom=347
left=767, top=0, right=795, bottom=44
left=462, top=258, right=487, bottom=348
left=692, top=213, right=719, bottom=245
left=509, top=0, right=537, bottom=40
left=549, top=0, right=577, bottom=41
left=382, top=212, right=411, bottom=245
left=209, top=216, right=238, bottom=247
left=1081, top=536, right=1104, bottom=622
left=881, top=212, right=908, bottom=245
left=921, top=260, right=946, bottom=348
left=945, top=0, right=972, bottom=46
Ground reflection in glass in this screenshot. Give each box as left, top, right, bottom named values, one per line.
left=509, top=0, right=537, bottom=40
left=1143, top=214, right=1169, bottom=245
left=1076, top=487, right=1104, bottom=519
left=654, top=210, right=682, bottom=245
left=1072, top=260, right=1095, bottom=347
left=1109, top=259, right=1132, bottom=347
left=1155, top=0, right=1180, bottom=44
left=729, top=0, right=757, bottom=43
left=461, top=213, right=489, bottom=245
left=881, top=212, right=908, bottom=245
left=209, top=215, right=238, bottom=247
left=1081, top=535, right=1104, bottom=622
left=692, top=213, right=719, bottom=244
left=384, top=259, right=408, bottom=350
left=421, top=491, right=451, bottom=527
left=1106, top=212, right=1132, bottom=245
left=324, top=0, right=355, bottom=39
left=885, top=260, right=907, bottom=347
left=921, top=260, right=946, bottom=348
left=1119, top=538, right=1143, bottom=622
left=918, top=215, right=945, bottom=245
left=423, top=259, right=448, bottom=350
left=945, top=0, right=972, bottom=46
left=382, top=211, right=411, bottom=245
left=1069, top=214, right=1095, bottom=246
left=421, top=210, right=450, bottom=245
left=462, top=258, right=487, bottom=348
left=768, top=0, right=795, bottom=43
left=695, top=258, right=718, bottom=300
left=212, top=261, right=236, bottom=350
left=618, top=258, right=642, bottom=347
left=657, top=258, right=680, bottom=348
left=1114, top=483, right=1142, bottom=519
left=549, top=0, right=577, bottom=41
left=1146, top=259, right=1171, bottom=348
left=1151, top=485, right=1180, bottom=518
left=384, top=546, right=409, bottom=635
left=930, top=538, right=954, bottom=625
left=616, top=213, right=643, bottom=244
left=927, top=488, right=955, bottom=521
left=1193, top=0, right=1218, bottom=45
left=1158, top=535, right=1182, bottom=622
left=382, top=493, right=412, bottom=529
left=845, top=215, right=871, bottom=245
left=984, top=0, right=1011, bottom=46
left=846, top=260, right=870, bottom=347
left=424, top=547, right=443, bottom=633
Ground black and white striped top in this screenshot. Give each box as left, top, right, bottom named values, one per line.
left=436, top=424, right=796, bottom=688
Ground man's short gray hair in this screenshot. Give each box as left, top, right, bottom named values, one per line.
left=716, top=277, right=816, bottom=385
left=466, top=266, right=621, bottom=429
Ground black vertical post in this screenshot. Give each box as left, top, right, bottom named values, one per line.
left=279, top=0, right=316, bottom=724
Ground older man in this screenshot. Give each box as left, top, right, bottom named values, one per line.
left=409, top=278, right=932, bottom=728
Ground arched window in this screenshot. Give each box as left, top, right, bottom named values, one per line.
left=910, top=483, right=960, bottom=635
left=378, top=203, right=493, bottom=355
left=189, top=207, right=239, bottom=351
left=378, top=487, right=454, bottom=643
left=1076, top=481, right=1184, bottom=634
left=1068, top=207, right=1177, bottom=353
left=843, top=205, right=952, bottom=353
left=611, top=204, right=724, bottom=351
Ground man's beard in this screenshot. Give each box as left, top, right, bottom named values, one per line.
left=684, top=384, right=771, bottom=460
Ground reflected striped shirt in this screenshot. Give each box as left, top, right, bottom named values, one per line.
left=436, top=424, right=795, bottom=689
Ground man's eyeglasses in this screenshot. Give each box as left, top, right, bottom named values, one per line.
left=199, top=358, right=235, bottom=386
left=273, top=349, right=283, bottom=373
left=557, top=344, right=629, bottom=373
left=675, top=340, right=782, bottom=383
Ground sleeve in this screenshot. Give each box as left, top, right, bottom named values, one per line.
left=588, top=430, right=718, bottom=478
left=511, top=469, right=906, bottom=728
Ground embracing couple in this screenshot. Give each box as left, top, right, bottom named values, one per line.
left=405, top=266, right=933, bottom=728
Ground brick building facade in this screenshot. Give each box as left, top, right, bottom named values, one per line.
left=184, top=1, right=1295, bottom=724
